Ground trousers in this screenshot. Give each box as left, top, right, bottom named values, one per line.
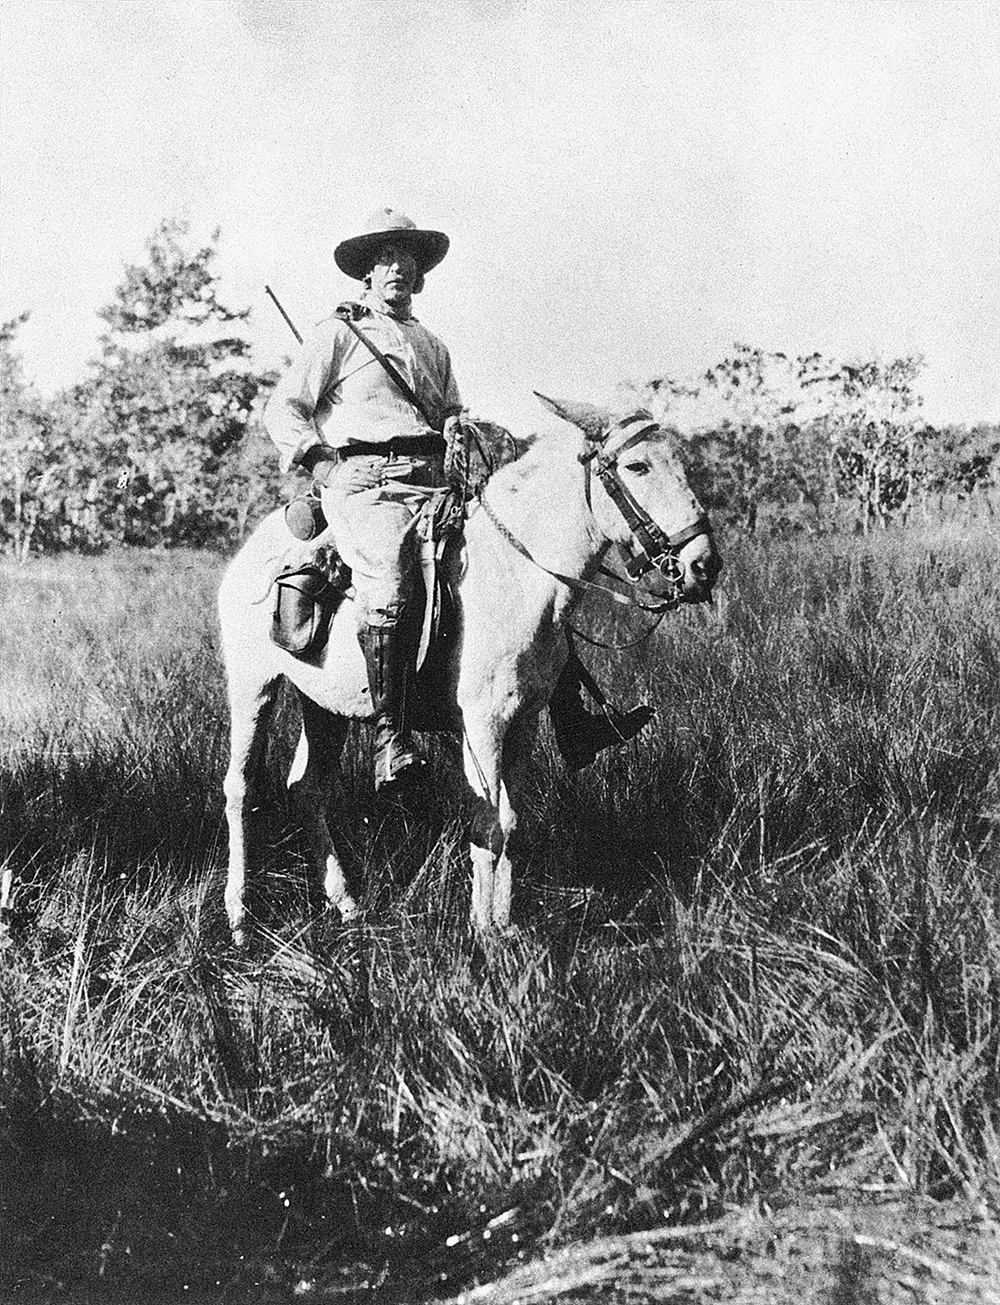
left=319, top=452, right=446, bottom=627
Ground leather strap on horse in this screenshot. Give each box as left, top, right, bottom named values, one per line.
left=574, top=411, right=713, bottom=583
left=596, top=467, right=711, bottom=575
left=335, top=303, right=439, bottom=430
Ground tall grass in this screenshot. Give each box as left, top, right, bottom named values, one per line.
left=1, top=524, right=999, bottom=1301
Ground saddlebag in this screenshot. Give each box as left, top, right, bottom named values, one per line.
left=270, top=559, right=349, bottom=657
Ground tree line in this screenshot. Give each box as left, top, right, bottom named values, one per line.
left=628, top=348, right=999, bottom=536
left=2, top=220, right=997, bottom=558
left=1, top=220, right=280, bottom=560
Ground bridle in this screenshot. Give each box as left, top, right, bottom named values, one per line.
left=579, top=410, right=713, bottom=595
left=477, top=410, right=713, bottom=615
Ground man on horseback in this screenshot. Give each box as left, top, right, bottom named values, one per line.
left=265, top=207, right=651, bottom=789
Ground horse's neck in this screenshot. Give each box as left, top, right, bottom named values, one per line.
left=457, top=441, right=607, bottom=679
left=481, top=439, right=605, bottom=581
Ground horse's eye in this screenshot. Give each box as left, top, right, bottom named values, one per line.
left=623, top=460, right=651, bottom=476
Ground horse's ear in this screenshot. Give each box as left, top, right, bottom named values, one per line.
left=533, top=392, right=611, bottom=443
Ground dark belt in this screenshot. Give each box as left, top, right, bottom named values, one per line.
left=339, top=436, right=445, bottom=459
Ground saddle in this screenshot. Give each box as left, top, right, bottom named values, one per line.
left=270, top=492, right=465, bottom=733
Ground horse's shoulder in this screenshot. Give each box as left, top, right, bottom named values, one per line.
left=237, top=508, right=287, bottom=552
left=219, top=509, right=287, bottom=590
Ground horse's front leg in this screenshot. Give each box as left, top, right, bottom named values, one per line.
left=288, top=695, right=357, bottom=922
left=463, top=713, right=537, bottom=930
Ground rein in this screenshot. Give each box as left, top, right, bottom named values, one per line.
left=567, top=608, right=669, bottom=651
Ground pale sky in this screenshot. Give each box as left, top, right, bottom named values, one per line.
left=1, top=0, right=998, bottom=436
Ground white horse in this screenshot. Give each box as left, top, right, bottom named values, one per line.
left=218, top=395, right=721, bottom=941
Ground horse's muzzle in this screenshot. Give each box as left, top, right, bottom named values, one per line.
left=677, top=531, right=722, bottom=604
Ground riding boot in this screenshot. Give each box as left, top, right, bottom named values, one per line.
left=359, top=623, right=424, bottom=790
left=549, top=657, right=654, bottom=772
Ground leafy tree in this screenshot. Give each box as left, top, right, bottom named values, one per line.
left=2, top=221, right=281, bottom=556
left=74, top=218, right=278, bottom=548
left=920, top=422, right=1000, bottom=507
left=699, top=346, right=801, bottom=533
left=633, top=345, right=839, bottom=533
left=813, top=356, right=928, bottom=531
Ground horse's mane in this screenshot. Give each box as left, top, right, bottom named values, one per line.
left=479, top=429, right=583, bottom=498
left=465, top=419, right=533, bottom=492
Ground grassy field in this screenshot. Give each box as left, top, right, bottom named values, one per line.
left=2, top=519, right=1000, bottom=1303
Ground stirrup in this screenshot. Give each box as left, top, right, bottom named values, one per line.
left=560, top=704, right=654, bottom=772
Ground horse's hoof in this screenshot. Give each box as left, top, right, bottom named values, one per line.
left=336, top=898, right=361, bottom=924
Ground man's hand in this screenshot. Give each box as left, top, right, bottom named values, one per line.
left=300, top=449, right=420, bottom=492
left=339, top=459, right=387, bottom=492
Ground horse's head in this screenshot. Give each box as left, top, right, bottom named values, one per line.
left=535, top=393, right=722, bottom=605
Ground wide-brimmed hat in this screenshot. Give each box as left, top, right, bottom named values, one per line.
left=334, top=208, right=450, bottom=280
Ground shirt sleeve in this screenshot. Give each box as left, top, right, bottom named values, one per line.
left=439, top=344, right=463, bottom=420
left=263, top=321, right=345, bottom=473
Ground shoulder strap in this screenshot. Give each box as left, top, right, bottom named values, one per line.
left=335, top=303, right=437, bottom=429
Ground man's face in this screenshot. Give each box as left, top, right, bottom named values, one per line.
left=368, top=242, right=419, bottom=308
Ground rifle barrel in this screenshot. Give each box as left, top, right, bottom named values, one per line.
left=264, top=285, right=303, bottom=345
